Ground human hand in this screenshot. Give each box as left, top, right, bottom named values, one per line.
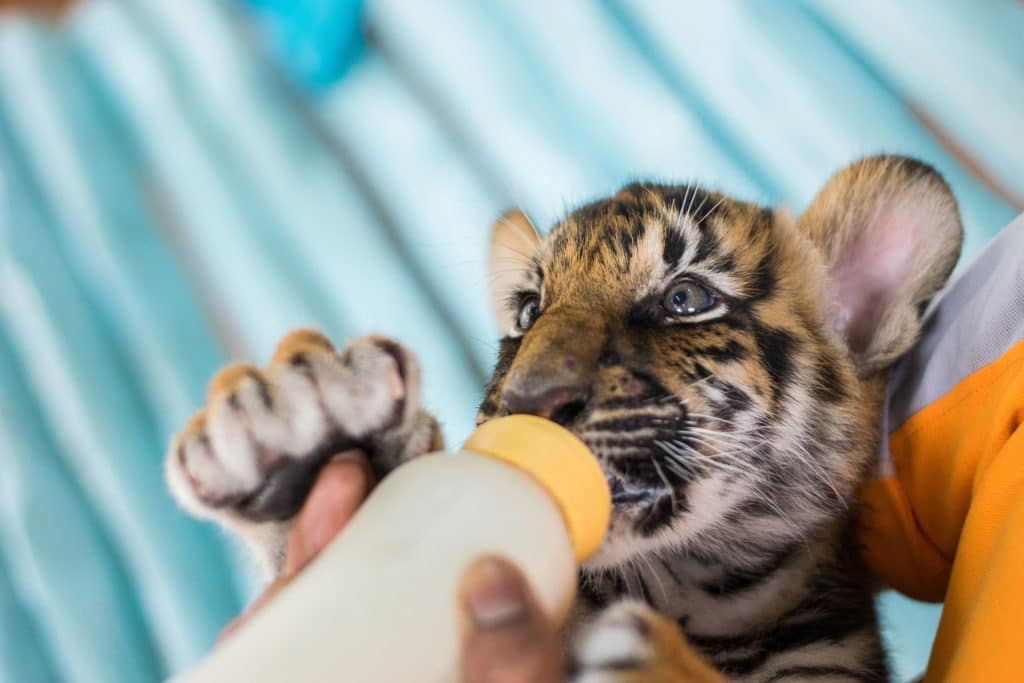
left=218, top=449, right=376, bottom=642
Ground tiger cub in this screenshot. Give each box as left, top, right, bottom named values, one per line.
left=168, top=155, right=962, bottom=681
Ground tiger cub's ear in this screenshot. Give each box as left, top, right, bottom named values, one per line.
left=489, top=209, right=542, bottom=333
left=799, top=155, right=963, bottom=376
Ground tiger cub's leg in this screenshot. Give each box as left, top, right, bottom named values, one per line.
left=571, top=601, right=722, bottom=683
left=165, top=330, right=442, bottom=578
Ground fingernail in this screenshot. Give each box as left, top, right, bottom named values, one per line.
left=330, top=449, right=369, bottom=469
left=467, top=559, right=527, bottom=627
left=331, top=450, right=376, bottom=483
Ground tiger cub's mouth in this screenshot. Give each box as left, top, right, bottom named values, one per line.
left=571, top=397, right=695, bottom=532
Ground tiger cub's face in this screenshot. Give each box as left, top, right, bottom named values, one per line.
left=478, top=156, right=961, bottom=570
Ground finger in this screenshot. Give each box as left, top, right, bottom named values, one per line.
left=221, top=450, right=375, bottom=645
left=459, top=556, right=564, bottom=683
left=284, top=449, right=375, bottom=577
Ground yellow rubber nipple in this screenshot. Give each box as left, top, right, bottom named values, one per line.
left=463, top=415, right=611, bottom=563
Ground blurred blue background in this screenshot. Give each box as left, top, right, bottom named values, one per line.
left=0, top=1, right=1021, bottom=681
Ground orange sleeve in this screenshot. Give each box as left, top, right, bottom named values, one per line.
left=859, top=339, right=1024, bottom=681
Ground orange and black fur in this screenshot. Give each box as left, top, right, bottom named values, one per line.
left=168, top=155, right=962, bottom=681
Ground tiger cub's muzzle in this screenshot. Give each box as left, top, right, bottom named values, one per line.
left=500, top=345, right=692, bottom=521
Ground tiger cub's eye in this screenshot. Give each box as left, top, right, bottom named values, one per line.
left=516, top=297, right=540, bottom=332
left=663, top=280, right=716, bottom=316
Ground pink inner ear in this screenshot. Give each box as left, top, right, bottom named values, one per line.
left=828, top=202, right=923, bottom=355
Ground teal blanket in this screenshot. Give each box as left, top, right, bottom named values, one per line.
left=0, top=1, right=1020, bottom=680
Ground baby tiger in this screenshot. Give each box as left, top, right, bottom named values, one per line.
left=168, top=155, right=962, bottom=681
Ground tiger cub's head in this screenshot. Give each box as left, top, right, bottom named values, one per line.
left=478, top=155, right=962, bottom=569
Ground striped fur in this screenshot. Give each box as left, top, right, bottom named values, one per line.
left=482, top=156, right=963, bottom=681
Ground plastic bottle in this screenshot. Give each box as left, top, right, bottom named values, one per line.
left=175, top=414, right=612, bottom=682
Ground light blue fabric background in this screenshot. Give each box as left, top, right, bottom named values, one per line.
left=0, top=1, right=1021, bottom=681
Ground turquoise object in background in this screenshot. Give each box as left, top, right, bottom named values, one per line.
left=0, top=1, right=1021, bottom=681
left=244, top=0, right=365, bottom=90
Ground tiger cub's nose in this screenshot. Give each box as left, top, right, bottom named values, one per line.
left=501, top=383, right=589, bottom=426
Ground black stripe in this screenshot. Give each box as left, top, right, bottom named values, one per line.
left=813, top=357, right=847, bottom=404
left=700, top=541, right=800, bottom=597
left=637, top=495, right=678, bottom=536
left=608, top=455, right=664, bottom=484
left=691, top=613, right=870, bottom=676
left=752, top=322, right=796, bottom=397
left=702, top=339, right=748, bottom=363
left=586, top=414, right=686, bottom=433
left=659, top=557, right=684, bottom=585
left=618, top=227, right=637, bottom=264
left=597, top=393, right=669, bottom=410
left=715, top=379, right=754, bottom=412
left=765, top=666, right=872, bottom=682
left=693, top=221, right=721, bottom=264
left=711, top=254, right=737, bottom=273
left=719, top=314, right=750, bottom=331
left=590, top=436, right=683, bottom=451
left=686, top=362, right=712, bottom=384
left=749, top=253, right=777, bottom=300
left=662, top=228, right=687, bottom=266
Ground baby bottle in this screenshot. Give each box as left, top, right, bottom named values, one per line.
left=177, top=414, right=611, bottom=682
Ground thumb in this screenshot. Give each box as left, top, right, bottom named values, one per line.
left=458, top=556, right=564, bottom=683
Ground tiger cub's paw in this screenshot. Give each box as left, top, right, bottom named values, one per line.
left=165, top=330, right=442, bottom=574
left=570, top=601, right=722, bottom=683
